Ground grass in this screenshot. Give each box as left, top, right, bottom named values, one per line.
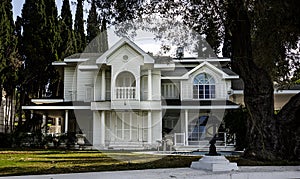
left=0, top=149, right=201, bottom=176
left=0, top=149, right=299, bottom=176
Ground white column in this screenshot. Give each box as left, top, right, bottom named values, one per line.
left=55, top=118, right=59, bottom=134
left=100, top=111, right=105, bottom=146
left=129, top=112, right=132, bottom=141
left=101, top=69, right=106, bottom=100
left=185, top=109, right=189, bottom=146
left=148, top=111, right=152, bottom=144
left=148, top=69, right=152, bottom=100
left=65, top=110, right=69, bottom=133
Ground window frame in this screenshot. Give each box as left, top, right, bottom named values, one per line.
left=193, top=73, right=216, bottom=99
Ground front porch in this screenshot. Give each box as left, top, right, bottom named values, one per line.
left=172, top=132, right=236, bottom=151
left=162, top=106, right=238, bottom=152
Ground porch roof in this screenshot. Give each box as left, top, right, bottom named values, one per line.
left=162, top=99, right=240, bottom=109
left=22, top=101, right=91, bottom=110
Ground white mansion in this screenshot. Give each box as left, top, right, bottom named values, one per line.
left=21, top=37, right=299, bottom=150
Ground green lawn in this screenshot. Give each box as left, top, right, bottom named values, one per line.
left=0, top=150, right=201, bottom=176
left=0, top=149, right=298, bottom=176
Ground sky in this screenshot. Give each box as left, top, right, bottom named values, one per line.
left=12, top=0, right=81, bottom=21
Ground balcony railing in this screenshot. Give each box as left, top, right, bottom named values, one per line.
left=115, top=87, right=136, bottom=99
left=174, top=132, right=236, bottom=147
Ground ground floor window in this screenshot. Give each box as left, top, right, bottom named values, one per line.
left=105, top=111, right=148, bottom=142
left=188, top=116, right=208, bottom=142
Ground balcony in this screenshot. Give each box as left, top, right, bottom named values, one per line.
left=115, top=87, right=136, bottom=100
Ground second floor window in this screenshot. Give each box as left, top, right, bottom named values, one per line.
left=193, top=73, right=215, bottom=99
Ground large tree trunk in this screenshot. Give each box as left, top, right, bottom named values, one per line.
left=276, top=93, right=300, bottom=160
left=228, top=0, right=277, bottom=160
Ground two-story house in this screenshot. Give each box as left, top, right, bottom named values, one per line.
left=22, top=37, right=299, bottom=150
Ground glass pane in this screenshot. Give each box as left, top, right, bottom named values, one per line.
left=209, top=77, right=215, bottom=84
left=199, top=85, right=204, bottom=98
left=211, top=85, right=216, bottom=98
left=205, top=85, right=210, bottom=98
left=131, top=129, right=138, bottom=141
left=193, top=85, right=198, bottom=99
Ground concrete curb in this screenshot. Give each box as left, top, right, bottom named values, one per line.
left=1, top=166, right=299, bottom=179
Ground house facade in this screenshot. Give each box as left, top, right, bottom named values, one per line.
left=22, top=38, right=300, bottom=150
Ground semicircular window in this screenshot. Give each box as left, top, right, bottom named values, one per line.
left=193, top=73, right=215, bottom=99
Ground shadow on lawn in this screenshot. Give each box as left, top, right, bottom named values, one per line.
left=0, top=155, right=202, bottom=176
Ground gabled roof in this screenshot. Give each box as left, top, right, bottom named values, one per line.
left=182, top=61, right=239, bottom=79
left=64, top=53, right=102, bottom=63
left=96, top=37, right=155, bottom=64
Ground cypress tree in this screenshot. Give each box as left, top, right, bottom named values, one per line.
left=59, top=0, right=76, bottom=58
left=44, top=0, right=60, bottom=61
left=43, top=0, right=61, bottom=97
left=0, top=1, right=12, bottom=75
left=74, top=0, right=86, bottom=53
left=0, top=0, right=19, bottom=94
left=21, top=0, right=44, bottom=98
left=86, top=0, right=100, bottom=52
left=87, top=0, right=100, bottom=43
left=20, top=0, right=60, bottom=98
left=61, top=0, right=72, bottom=30
left=0, top=0, right=20, bottom=133
left=99, top=17, right=108, bottom=53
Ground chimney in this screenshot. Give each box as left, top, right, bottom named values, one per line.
left=176, top=47, right=184, bottom=58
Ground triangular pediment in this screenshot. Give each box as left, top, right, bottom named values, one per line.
left=182, top=61, right=238, bottom=79
left=96, top=37, right=154, bottom=64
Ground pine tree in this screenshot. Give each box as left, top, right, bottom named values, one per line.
left=74, top=0, right=86, bottom=53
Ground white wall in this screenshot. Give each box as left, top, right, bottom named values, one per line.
left=74, top=109, right=93, bottom=144
left=152, top=70, right=161, bottom=100
left=181, top=66, right=228, bottom=100
left=94, top=71, right=101, bottom=101
left=76, top=69, right=95, bottom=101
left=64, top=66, right=76, bottom=101
left=152, top=111, right=162, bottom=143
left=107, top=45, right=144, bottom=101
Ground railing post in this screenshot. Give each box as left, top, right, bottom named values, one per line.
left=224, top=132, right=227, bottom=147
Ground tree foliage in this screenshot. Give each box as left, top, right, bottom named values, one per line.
left=96, top=0, right=300, bottom=160
left=59, top=0, right=76, bottom=59
left=0, top=0, right=21, bottom=134
left=0, top=0, right=20, bottom=96
left=19, top=0, right=60, bottom=98
left=86, top=0, right=108, bottom=53
left=74, top=0, right=86, bottom=52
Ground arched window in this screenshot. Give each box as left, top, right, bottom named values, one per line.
left=116, top=71, right=136, bottom=87
left=115, top=71, right=136, bottom=99
left=193, top=73, right=215, bottom=99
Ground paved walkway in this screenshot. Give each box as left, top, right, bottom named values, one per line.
left=1, top=166, right=299, bottom=179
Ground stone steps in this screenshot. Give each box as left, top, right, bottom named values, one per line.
left=106, top=142, right=150, bottom=150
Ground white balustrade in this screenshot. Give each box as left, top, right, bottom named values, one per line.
left=115, top=87, right=136, bottom=99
